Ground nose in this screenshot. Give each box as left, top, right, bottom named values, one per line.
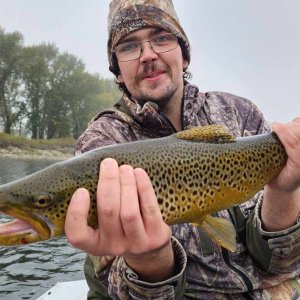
left=140, top=41, right=158, bottom=63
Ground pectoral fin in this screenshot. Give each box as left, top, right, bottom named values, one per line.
left=193, top=215, right=237, bottom=252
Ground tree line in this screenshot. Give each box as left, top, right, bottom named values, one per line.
left=0, top=27, right=121, bottom=139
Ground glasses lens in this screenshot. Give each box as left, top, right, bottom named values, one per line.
left=150, top=33, right=178, bottom=54
left=114, top=41, right=141, bottom=62
left=114, top=33, right=178, bottom=62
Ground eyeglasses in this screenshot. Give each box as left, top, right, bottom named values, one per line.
left=113, top=33, right=179, bottom=62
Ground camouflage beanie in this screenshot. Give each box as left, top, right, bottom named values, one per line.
left=107, top=0, right=190, bottom=74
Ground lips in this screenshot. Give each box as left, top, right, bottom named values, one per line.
left=142, top=70, right=165, bottom=80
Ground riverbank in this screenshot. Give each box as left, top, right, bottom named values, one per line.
left=0, top=146, right=74, bottom=160
left=0, top=133, right=75, bottom=160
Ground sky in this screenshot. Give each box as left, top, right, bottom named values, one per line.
left=0, top=0, right=299, bottom=123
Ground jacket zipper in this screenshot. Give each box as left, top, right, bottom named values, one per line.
left=221, top=248, right=254, bottom=299
left=159, top=113, right=177, bottom=133
left=158, top=95, right=186, bottom=133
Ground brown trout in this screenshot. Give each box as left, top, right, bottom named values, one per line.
left=0, top=125, right=287, bottom=251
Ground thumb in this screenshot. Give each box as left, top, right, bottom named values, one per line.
left=65, top=188, right=97, bottom=250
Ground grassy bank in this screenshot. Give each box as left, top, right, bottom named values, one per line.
left=0, top=133, right=75, bottom=160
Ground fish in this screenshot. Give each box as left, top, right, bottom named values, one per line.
left=0, top=125, right=287, bottom=251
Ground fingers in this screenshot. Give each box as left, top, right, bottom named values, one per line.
left=292, top=116, right=300, bottom=123
left=119, top=165, right=145, bottom=240
left=97, top=158, right=124, bottom=247
left=66, top=158, right=171, bottom=257
left=135, top=168, right=171, bottom=241
left=272, top=120, right=300, bottom=150
left=65, top=188, right=99, bottom=253
left=271, top=119, right=300, bottom=190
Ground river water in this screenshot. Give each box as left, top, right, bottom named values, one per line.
left=0, top=157, right=86, bottom=300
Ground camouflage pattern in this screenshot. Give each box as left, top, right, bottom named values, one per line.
left=107, top=0, right=190, bottom=69
left=78, top=84, right=300, bottom=299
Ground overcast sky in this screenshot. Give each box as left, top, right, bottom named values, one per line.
left=0, top=0, right=299, bottom=123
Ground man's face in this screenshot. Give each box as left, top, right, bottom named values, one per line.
left=116, top=28, right=189, bottom=107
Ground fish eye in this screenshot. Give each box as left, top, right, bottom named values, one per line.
left=33, top=193, right=52, bottom=208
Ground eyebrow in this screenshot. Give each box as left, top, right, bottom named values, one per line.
left=119, top=28, right=166, bottom=44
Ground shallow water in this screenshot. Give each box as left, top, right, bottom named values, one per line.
left=0, top=157, right=85, bottom=300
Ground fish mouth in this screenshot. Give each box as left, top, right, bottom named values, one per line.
left=0, top=208, right=53, bottom=246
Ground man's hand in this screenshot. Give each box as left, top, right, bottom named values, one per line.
left=65, top=158, right=174, bottom=282
left=262, top=117, right=300, bottom=231
left=270, top=117, right=300, bottom=191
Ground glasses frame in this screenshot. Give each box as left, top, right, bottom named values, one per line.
left=113, top=33, right=179, bottom=62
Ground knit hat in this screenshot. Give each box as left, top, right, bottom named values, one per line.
left=107, top=0, right=190, bottom=73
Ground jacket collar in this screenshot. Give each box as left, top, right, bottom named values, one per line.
left=91, top=83, right=205, bottom=137
left=122, top=83, right=204, bottom=134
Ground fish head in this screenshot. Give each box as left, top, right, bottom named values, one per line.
left=0, top=163, right=78, bottom=246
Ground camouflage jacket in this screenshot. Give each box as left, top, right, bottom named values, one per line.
left=76, top=83, right=300, bottom=300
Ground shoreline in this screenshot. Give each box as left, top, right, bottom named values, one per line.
left=0, top=146, right=73, bottom=160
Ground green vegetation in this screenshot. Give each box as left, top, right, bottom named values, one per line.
left=0, top=132, right=75, bottom=158
left=0, top=27, right=121, bottom=140
left=0, top=132, right=74, bottom=149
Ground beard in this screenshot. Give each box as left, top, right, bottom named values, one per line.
left=138, top=84, right=176, bottom=109
left=131, top=62, right=178, bottom=110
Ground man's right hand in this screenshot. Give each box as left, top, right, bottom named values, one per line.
left=65, top=158, right=174, bottom=282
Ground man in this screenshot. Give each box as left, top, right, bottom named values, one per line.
left=65, top=0, right=300, bottom=299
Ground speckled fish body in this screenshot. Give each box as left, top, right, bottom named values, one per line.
left=0, top=125, right=287, bottom=250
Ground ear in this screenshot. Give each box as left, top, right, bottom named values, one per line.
left=117, top=73, right=124, bottom=83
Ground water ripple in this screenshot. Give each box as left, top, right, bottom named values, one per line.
left=0, top=158, right=86, bottom=299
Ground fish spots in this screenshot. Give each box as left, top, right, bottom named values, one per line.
left=169, top=189, right=175, bottom=195
left=198, top=199, right=204, bottom=209
left=177, top=183, right=183, bottom=191
left=1, top=130, right=287, bottom=247
left=170, top=206, right=176, bottom=212
left=209, top=190, right=215, bottom=198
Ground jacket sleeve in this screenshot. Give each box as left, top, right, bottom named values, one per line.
left=246, top=194, right=300, bottom=273
left=75, top=115, right=138, bottom=154
left=85, top=237, right=187, bottom=300
left=84, top=255, right=111, bottom=299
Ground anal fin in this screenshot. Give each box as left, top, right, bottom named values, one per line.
left=193, top=215, right=237, bottom=252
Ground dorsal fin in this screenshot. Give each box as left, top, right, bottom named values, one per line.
left=175, top=125, right=236, bottom=143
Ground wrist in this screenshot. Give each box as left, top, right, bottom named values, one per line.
left=124, top=239, right=175, bottom=283
left=262, top=186, right=300, bottom=231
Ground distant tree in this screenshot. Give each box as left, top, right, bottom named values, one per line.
left=102, top=77, right=121, bottom=101
left=45, top=52, right=86, bottom=139
left=86, top=79, right=121, bottom=116
left=46, top=57, right=120, bottom=139
left=0, top=27, right=121, bottom=139
left=66, top=71, right=103, bottom=139
left=73, top=76, right=121, bottom=138
left=22, top=43, right=58, bottom=139
left=0, top=27, right=25, bottom=134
